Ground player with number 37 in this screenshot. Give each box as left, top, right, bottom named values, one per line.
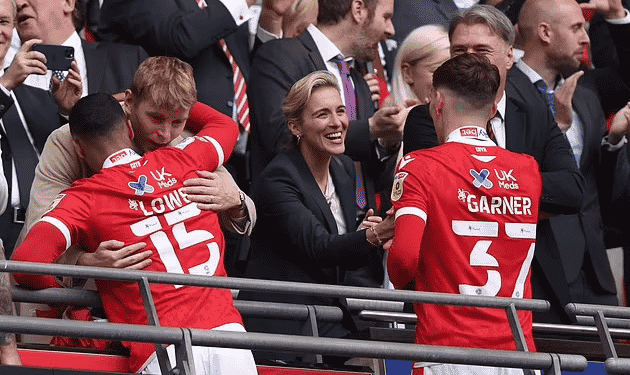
left=388, top=54, right=542, bottom=375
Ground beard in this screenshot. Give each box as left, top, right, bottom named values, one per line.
left=549, top=49, right=583, bottom=78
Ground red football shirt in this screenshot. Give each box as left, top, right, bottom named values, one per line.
left=14, top=103, right=241, bottom=371
left=389, top=126, right=542, bottom=352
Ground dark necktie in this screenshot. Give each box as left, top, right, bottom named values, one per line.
left=3, top=101, right=37, bottom=209
left=535, top=80, right=556, bottom=117
left=333, top=57, right=366, bottom=209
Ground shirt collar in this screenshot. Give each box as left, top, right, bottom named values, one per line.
left=102, top=148, right=141, bottom=169
left=496, top=90, right=506, bottom=121
left=515, top=59, right=564, bottom=90
left=445, top=126, right=496, bottom=146
left=307, top=24, right=346, bottom=64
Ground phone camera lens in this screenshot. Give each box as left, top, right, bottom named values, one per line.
left=65, top=49, right=73, bottom=58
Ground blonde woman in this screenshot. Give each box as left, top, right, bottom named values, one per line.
left=389, top=25, right=450, bottom=106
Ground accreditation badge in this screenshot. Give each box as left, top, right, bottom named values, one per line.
left=391, top=172, right=408, bottom=202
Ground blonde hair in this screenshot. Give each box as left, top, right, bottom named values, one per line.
left=129, top=56, right=197, bottom=111
left=390, top=25, right=450, bottom=105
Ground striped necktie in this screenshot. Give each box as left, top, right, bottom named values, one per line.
left=219, top=39, right=250, bottom=133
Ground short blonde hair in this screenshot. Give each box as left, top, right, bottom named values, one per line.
left=390, top=25, right=450, bottom=105
left=282, top=70, right=340, bottom=126
left=129, top=56, right=197, bottom=111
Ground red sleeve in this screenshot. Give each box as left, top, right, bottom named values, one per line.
left=184, top=101, right=239, bottom=160
left=388, top=214, right=425, bottom=290
left=12, top=221, right=69, bottom=289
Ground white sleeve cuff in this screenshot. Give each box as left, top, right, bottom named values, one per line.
left=606, top=8, right=630, bottom=24
left=257, top=25, right=282, bottom=43
left=602, top=134, right=627, bottom=151
left=218, top=0, right=252, bottom=26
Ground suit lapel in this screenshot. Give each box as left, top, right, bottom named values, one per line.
left=224, top=24, right=251, bottom=81
left=290, top=151, right=339, bottom=234
left=82, top=40, right=104, bottom=94
left=298, top=32, right=327, bottom=71
left=504, top=97, right=527, bottom=153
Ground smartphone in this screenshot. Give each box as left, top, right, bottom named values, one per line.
left=32, top=44, right=74, bottom=71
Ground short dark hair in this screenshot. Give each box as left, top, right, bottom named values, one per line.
left=69, top=93, right=126, bottom=141
left=432, top=53, right=500, bottom=109
left=317, top=0, right=378, bottom=26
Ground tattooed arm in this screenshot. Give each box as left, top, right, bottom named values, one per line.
left=0, top=250, right=20, bottom=365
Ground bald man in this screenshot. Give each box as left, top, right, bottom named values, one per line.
left=508, top=0, right=630, bottom=318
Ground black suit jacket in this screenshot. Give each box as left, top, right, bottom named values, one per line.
left=240, top=150, right=379, bottom=343
left=249, top=31, right=375, bottom=179
left=403, top=79, right=584, bottom=322
left=97, top=0, right=250, bottom=118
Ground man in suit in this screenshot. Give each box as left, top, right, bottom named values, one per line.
left=402, top=4, right=585, bottom=322
left=513, top=0, right=630, bottom=317
left=0, top=0, right=148, bottom=256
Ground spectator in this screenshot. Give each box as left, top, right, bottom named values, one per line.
left=389, top=52, right=542, bottom=375
left=240, top=70, right=394, bottom=365
left=402, top=5, right=584, bottom=323
left=0, top=0, right=148, bottom=257
left=13, top=88, right=257, bottom=374
left=513, top=0, right=630, bottom=315
left=388, top=25, right=450, bottom=106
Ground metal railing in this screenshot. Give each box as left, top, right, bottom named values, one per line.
left=566, top=303, right=630, bottom=374
left=0, top=260, right=587, bottom=375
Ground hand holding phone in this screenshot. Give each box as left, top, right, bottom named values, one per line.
left=32, top=44, right=75, bottom=71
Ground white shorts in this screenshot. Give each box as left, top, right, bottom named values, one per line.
left=141, top=323, right=257, bottom=375
left=413, top=363, right=541, bottom=375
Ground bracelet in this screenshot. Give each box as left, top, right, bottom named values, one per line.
left=367, top=226, right=383, bottom=247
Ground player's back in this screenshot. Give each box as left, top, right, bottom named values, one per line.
left=397, top=137, right=542, bottom=351
left=48, top=147, right=242, bottom=371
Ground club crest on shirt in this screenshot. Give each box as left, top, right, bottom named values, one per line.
left=391, top=172, right=408, bottom=201
left=470, top=169, right=493, bottom=189
left=128, top=175, right=155, bottom=196
left=43, top=193, right=66, bottom=215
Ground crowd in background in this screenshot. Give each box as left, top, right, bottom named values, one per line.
left=0, top=0, right=629, bottom=371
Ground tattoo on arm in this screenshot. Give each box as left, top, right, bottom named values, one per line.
left=0, top=251, right=16, bottom=346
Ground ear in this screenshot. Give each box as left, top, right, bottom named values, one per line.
left=72, top=138, right=86, bottom=160
left=538, top=23, right=552, bottom=46
left=434, top=90, right=445, bottom=116
left=288, top=120, right=301, bottom=138
left=125, top=119, right=135, bottom=142
left=350, top=0, right=369, bottom=24
left=63, top=0, right=76, bottom=14
left=401, top=62, right=414, bottom=85
left=505, top=44, right=514, bottom=71
left=123, top=89, right=134, bottom=114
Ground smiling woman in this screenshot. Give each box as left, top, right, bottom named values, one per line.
left=240, top=71, right=395, bottom=366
